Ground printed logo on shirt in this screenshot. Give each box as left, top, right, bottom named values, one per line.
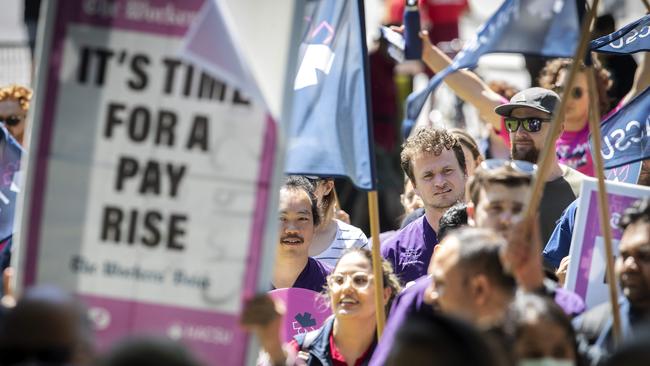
left=557, top=141, right=589, bottom=170
left=399, top=247, right=424, bottom=268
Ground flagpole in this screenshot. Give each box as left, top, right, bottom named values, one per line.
left=523, top=0, right=599, bottom=220
left=642, top=0, right=650, bottom=12
left=356, top=0, right=386, bottom=339
left=368, top=191, right=386, bottom=337
left=585, top=66, right=623, bottom=345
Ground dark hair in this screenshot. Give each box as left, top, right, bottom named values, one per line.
left=467, top=165, right=532, bottom=207
left=620, top=198, right=650, bottom=230
left=282, top=175, right=321, bottom=227
left=304, top=176, right=336, bottom=226
left=452, top=228, right=516, bottom=294
left=503, top=294, right=580, bottom=365
left=400, top=128, right=467, bottom=187
left=449, top=128, right=483, bottom=164
left=385, top=311, right=501, bottom=366
left=101, top=336, right=204, bottom=366
left=538, top=58, right=612, bottom=115
left=329, top=248, right=402, bottom=313
left=438, top=203, right=468, bottom=241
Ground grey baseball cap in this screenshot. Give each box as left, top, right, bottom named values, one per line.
left=494, top=87, right=560, bottom=117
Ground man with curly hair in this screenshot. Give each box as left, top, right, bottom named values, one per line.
left=381, top=127, right=467, bottom=284
left=0, top=84, right=32, bottom=147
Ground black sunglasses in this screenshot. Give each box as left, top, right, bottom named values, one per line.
left=0, top=115, right=23, bottom=127
left=480, top=159, right=538, bottom=175
left=504, top=117, right=550, bottom=133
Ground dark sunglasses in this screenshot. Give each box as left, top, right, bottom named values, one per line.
left=554, top=86, right=583, bottom=100
left=0, top=115, right=23, bottom=127
left=480, top=159, right=537, bottom=175
left=504, top=117, right=550, bottom=133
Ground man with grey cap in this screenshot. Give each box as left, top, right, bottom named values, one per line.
left=494, top=87, right=584, bottom=243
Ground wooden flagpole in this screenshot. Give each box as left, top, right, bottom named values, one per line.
left=523, top=0, right=599, bottom=220
left=586, top=66, right=623, bottom=344
left=642, top=0, right=650, bottom=12
left=368, top=191, right=386, bottom=337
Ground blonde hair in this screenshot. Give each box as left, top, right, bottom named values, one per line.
left=0, top=84, right=33, bottom=111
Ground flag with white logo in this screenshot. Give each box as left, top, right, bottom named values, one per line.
left=591, top=14, right=650, bottom=55
left=405, top=0, right=579, bottom=125
left=286, top=0, right=375, bottom=190
left=591, top=86, right=650, bottom=169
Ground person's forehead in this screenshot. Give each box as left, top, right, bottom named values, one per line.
left=556, top=68, right=587, bottom=87
left=432, top=238, right=460, bottom=270
left=334, top=252, right=371, bottom=273
left=620, top=222, right=650, bottom=250
left=510, top=107, right=551, bottom=119
left=0, top=99, right=23, bottom=114
left=478, top=183, right=529, bottom=204
left=413, top=149, right=459, bottom=172
left=279, top=188, right=311, bottom=210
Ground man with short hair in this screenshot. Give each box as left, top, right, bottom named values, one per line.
left=381, top=127, right=467, bottom=284
left=272, top=176, right=331, bottom=292
left=467, top=162, right=585, bottom=317
left=574, top=197, right=650, bottom=359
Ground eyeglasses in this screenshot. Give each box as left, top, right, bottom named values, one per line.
left=327, top=272, right=373, bottom=290
left=480, top=159, right=537, bottom=175
left=0, top=115, right=23, bottom=126
left=504, top=117, right=550, bottom=133
left=554, top=86, right=584, bottom=100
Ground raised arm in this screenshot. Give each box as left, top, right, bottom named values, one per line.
left=420, top=31, right=505, bottom=130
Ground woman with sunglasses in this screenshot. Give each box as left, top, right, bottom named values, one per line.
left=0, top=84, right=32, bottom=147
left=536, top=57, right=647, bottom=177
left=241, top=248, right=401, bottom=366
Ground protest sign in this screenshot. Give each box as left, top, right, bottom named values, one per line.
left=15, top=1, right=283, bottom=364
left=268, top=288, right=332, bottom=343
left=564, top=178, right=650, bottom=309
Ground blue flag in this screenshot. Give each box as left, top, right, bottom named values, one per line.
left=591, top=14, right=650, bottom=55
left=592, top=86, right=650, bottom=169
left=405, top=0, right=579, bottom=127
left=285, top=0, right=375, bottom=190
left=0, top=126, right=22, bottom=241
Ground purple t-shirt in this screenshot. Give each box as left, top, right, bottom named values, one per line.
left=380, top=215, right=438, bottom=284
left=274, top=257, right=332, bottom=293
left=370, top=276, right=433, bottom=366
left=551, top=282, right=585, bottom=317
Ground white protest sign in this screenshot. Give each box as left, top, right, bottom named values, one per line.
left=15, top=1, right=290, bottom=364
left=565, top=178, right=650, bottom=310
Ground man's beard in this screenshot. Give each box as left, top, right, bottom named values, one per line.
left=511, top=143, right=540, bottom=163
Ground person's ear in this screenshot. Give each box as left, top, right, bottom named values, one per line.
left=470, top=275, right=490, bottom=307
left=383, top=286, right=392, bottom=306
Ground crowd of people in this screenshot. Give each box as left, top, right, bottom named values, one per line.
left=0, top=2, right=648, bottom=366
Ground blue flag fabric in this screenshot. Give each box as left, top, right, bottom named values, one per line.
left=405, top=0, right=579, bottom=127
left=0, top=126, right=22, bottom=242
left=592, top=87, right=650, bottom=169
left=285, top=0, right=375, bottom=190
left=591, top=14, right=650, bottom=55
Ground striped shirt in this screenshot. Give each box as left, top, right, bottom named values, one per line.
left=313, top=220, right=369, bottom=267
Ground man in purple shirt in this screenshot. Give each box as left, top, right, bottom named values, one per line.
left=381, top=128, right=467, bottom=284
left=272, top=176, right=331, bottom=292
